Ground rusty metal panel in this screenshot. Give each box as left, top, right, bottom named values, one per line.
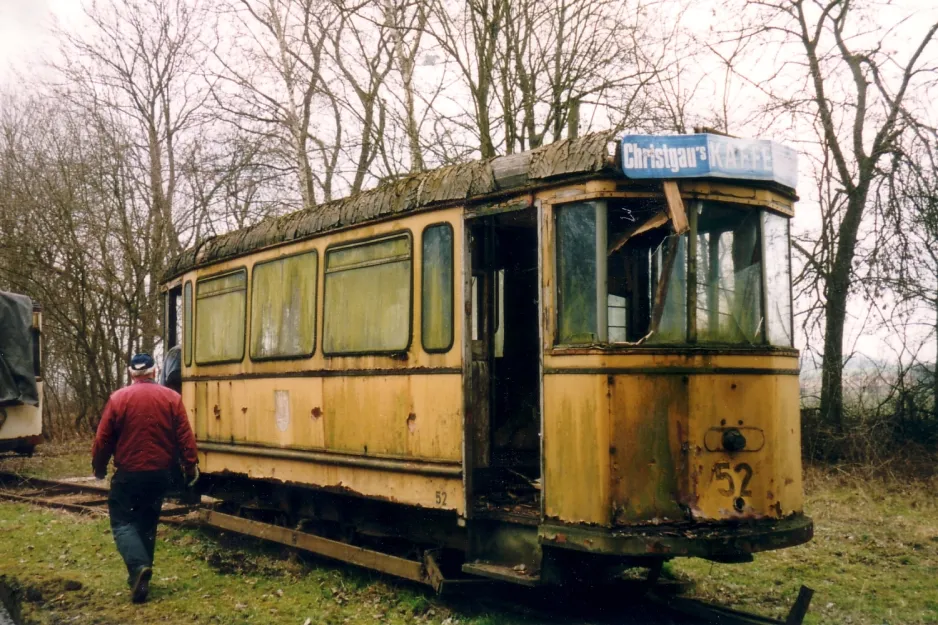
left=541, top=353, right=804, bottom=528
left=322, top=375, right=462, bottom=461
left=201, top=448, right=464, bottom=513
left=686, top=372, right=803, bottom=520
left=608, top=374, right=686, bottom=524
left=542, top=374, right=610, bottom=525
left=201, top=374, right=461, bottom=463
left=201, top=510, right=430, bottom=585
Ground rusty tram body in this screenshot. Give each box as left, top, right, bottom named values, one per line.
left=161, top=132, right=812, bottom=587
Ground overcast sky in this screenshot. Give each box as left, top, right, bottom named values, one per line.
left=2, top=0, right=936, bottom=366
left=0, top=0, right=80, bottom=83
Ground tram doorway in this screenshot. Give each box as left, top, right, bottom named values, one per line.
left=466, top=208, right=541, bottom=521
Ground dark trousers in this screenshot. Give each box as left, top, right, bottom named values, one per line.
left=108, top=470, right=170, bottom=584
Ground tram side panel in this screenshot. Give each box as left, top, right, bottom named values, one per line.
left=180, top=210, right=466, bottom=514
left=190, top=374, right=465, bottom=512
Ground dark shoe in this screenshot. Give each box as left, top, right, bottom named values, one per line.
left=131, top=566, right=152, bottom=604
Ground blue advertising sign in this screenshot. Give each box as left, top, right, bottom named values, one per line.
left=620, top=134, right=798, bottom=189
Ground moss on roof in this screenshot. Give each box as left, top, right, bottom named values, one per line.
left=163, top=132, right=616, bottom=280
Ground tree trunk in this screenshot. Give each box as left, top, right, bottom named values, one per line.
left=818, top=190, right=868, bottom=435
left=934, top=295, right=938, bottom=424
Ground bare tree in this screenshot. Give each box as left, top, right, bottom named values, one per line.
left=719, top=0, right=938, bottom=432
left=51, top=0, right=214, bottom=352
left=214, top=0, right=346, bottom=206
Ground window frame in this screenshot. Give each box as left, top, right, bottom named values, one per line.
left=760, top=207, right=795, bottom=347
left=183, top=280, right=193, bottom=367
left=321, top=230, right=414, bottom=357
left=691, top=202, right=765, bottom=346
left=551, top=198, right=795, bottom=350
left=553, top=200, right=608, bottom=346
left=420, top=222, right=455, bottom=354
left=194, top=266, right=249, bottom=366
left=248, top=249, right=319, bottom=363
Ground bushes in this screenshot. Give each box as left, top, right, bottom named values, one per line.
left=801, top=365, right=938, bottom=469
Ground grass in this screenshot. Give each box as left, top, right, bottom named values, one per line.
left=674, top=466, right=938, bottom=625
left=0, top=505, right=535, bottom=625
left=0, top=440, right=92, bottom=479
left=1, top=440, right=936, bottom=624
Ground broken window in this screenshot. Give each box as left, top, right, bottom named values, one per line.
left=695, top=205, right=763, bottom=343
left=323, top=233, right=412, bottom=355
left=196, top=269, right=247, bottom=364
left=250, top=251, right=318, bottom=360
left=422, top=224, right=454, bottom=352
left=554, top=198, right=791, bottom=347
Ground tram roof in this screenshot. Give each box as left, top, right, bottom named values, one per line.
left=163, top=131, right=795, bottom=281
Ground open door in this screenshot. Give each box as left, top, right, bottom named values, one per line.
left=465, top=209, right=541, bottom=522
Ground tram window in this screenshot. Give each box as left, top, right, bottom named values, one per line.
left=557, top=200, right=791, bottom=347
left=164, top=288, right=182, bottom=349
left=556, top=202, right=606, bottom=343
left=650, top=235, right=688, bottom=343
left=469, top=270, right=504, bottom=355
left=695, top=205, right=763, bottom=343
left=323, top=233, right=412, bottom=355
left=494, top=269, right=505, bottom=358
left=251, top=251, right=318, bottom=360
left=195, top=269, right=247, bottom=364
left=763, top=211, right=792, bottom=346
left=183, top=281, right=192, bottom=366
left=421, top=224, right=454, bottom=352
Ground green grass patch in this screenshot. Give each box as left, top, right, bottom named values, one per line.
left=0, top=439, right=92, bottom=479
left=0, top=504, right=530, bottom=625
left=675, top=467, right=938, bottom=624
left=2, top=443, right=935, bottom=624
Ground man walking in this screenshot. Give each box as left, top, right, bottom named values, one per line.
left=92, top=353, right=199, bottom=603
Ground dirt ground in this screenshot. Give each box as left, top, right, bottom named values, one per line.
left=0, top=442, right=935, bottom=625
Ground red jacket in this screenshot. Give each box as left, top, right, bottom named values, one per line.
left=92, top=378, right=198, bottom=475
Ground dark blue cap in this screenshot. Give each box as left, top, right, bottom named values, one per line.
left=129, top=353, right=155, bottom=371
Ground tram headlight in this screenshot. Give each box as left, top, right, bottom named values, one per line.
left=722, top=428, right=747, bottom=452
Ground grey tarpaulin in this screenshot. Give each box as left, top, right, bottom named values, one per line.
left=0, top=291, right=38, bottom=407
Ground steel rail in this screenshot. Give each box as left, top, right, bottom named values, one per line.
left=0, top=471, right=198, bottom=525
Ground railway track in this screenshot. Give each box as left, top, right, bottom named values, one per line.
left=0, top=470, right=812, bottom=625
left=0, top=471, right=199, bottom=524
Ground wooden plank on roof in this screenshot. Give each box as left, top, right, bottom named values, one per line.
left=662, top=181, right=689, bottom=235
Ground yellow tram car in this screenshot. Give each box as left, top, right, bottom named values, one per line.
left=161, top=132, right=812, bottom=587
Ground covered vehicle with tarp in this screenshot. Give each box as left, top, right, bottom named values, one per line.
left=0, top=291, right=43, bottom=454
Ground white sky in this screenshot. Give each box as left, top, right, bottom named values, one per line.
left=0, top=0, right=81, bottom=83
